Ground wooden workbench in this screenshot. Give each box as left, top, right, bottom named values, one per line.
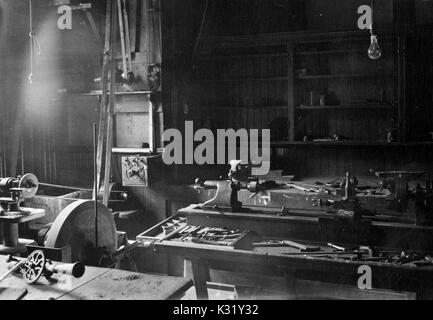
left=150, top=204, right=433, bottom=300
left=0, top=255, right=192, bottom=300
left=155, top=239, right=433, bottom=300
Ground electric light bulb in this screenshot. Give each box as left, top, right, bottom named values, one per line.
left=368, top=35, right=382, bottom=60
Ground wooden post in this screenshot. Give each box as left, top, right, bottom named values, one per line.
left=103, top=0, right=118, bottom=206
left=287, top=42, right=295, bottom=141
left=95, top=0, right=113, bottom=198
left=397, top=35, right=407, bottom=143
left=191, top=259, right=210, bottom=300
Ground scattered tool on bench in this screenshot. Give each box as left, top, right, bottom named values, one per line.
left=5, top=250, right=85, bottom=284
left=327, top=243, right=346, bottom=251
left=253, top=240, right=322, bottom=252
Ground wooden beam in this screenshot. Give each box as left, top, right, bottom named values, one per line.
left=95, top=0, right=113, bottom=197
left=287, top=42, right=295, bottom=141
left=103, top=0, right=118, bottom=206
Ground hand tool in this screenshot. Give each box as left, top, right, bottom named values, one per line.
left=6, top=250, right=85, bottom=284
left=281, top=240, right=322, bottom=252
left=191, top=237, right=229, bottom=246
left=253, top=240, right=321, bottom=252
left=0, top=260, right=25, bottom=282
left=327, top=243, right=346, bottom=251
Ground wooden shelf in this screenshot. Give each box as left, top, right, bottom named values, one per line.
left=296, top=49, right=360, bottom=56
left=215, top=105, right=287, bottom=109
left=295, top=47, right=393, bottom=56
left=198, top=77, right=288, bottom=83
left=81, top=91, right=152, bottom=96
left=297, top=104, right=397, bottom=110
left=271, top=141, right=433, bottom=147
left=298, top=73, right=394, bottom=80
left=197, top=52, right=288, bottom=61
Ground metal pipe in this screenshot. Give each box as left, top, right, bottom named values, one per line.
left=117, top=0, right=128, bottom=77
left=148, top=94, right=155, bottom=153
left=122, top=0, right=133, bottom=72
left=93, top=123, right=98, bottom=249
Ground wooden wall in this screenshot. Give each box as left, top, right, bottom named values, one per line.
left=0, top=0, right=162, bottom=187
left=162, top=0, right=433, bottom=179
left=2, top=0, right=433, bottom=185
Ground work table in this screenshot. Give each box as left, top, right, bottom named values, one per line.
left=0, top=255, right=192, bottom=300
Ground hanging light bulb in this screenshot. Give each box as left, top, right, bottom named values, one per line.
left=367, top=0, right=382, bottom=60
left=368, top=34, right=382, bottom=60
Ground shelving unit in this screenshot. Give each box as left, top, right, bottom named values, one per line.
left=193, top=29, right=433, bottom=147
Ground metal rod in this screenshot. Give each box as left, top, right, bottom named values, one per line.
left=148, top=94, right=155, bottom=153
left=0, top=260, right=25, bottom=283
left=93, top=123, right=98, bottom=249
left=122, top=0, right=133, bottom=72
left=39, top=182, right=92, bottom=192
left=20, top=127, right=24, bottom=175
left=117, top=0, right=128, bottom=76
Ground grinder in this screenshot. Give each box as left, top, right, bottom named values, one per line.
left=0, top=173, right=39, bottom=214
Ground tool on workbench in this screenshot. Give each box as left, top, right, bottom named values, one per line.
left=312, top=172, right=375, bottom=228
left=286, top=183, right=322, bottom=193
left=253, top=240, right=321, bottom=252
left=195, top=160, right=281, bottom=211
left=6, top=250, right=85, bottom=284
left=170, top=224, right=261, bottom=250
left=375, top=171, right=425, bottom=212
left=327, top=243, right=346, bottom=251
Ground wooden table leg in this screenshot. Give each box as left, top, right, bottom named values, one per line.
left=191, top=259, right=210, bottom=300
left=285, top=269, right=297, bottom=299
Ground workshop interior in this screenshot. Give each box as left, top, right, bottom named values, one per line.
left=1, top=0, right=433, bottom=301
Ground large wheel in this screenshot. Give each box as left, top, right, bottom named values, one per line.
left=45, top=200, right=117, bottom=266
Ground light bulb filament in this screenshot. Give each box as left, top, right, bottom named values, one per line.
left=368, top=35, right=382, bottom=60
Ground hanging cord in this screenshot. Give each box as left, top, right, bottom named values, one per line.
left=192, top=0, right=210, bottom=67
left=28, top=0, right=41, bottom=85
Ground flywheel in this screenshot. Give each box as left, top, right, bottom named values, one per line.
left=44, top=200, right=117, bottom=266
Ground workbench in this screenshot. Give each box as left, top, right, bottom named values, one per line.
left=155, top=238, right=433, bottom=300
left=152, top=205, right=433, bottom=300
left=0, top=255, right=192, bottom=300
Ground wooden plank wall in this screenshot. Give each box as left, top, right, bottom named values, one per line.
left=1, top=0, right=161, bottom=187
